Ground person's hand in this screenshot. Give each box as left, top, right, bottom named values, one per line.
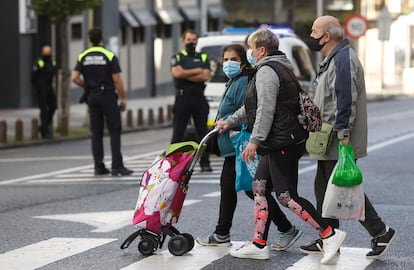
left=215, top=120, right=230, bottom=133
left=341, top=138, right=350, bottom=146
left=242, top=142, right=258, bottom=162
left=119, top=99, right=127, bottom=112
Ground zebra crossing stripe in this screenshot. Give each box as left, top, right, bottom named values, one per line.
left=287, top=247, right=373, bottom=269
left=120, top=241, right=245, bottom=270
left=0, top=237, right=116, bottom=270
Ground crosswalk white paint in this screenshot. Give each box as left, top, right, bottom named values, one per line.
left=120, top=241, right=245, bottom=270
left=3, top=134, right=411, bottom=269
left=120, top=242, right=374, bottom=270
left=0, top=237, right=116, bottom=270
left=0, top=151, right=161, bottom=185
left=33, top=201, right=202, bottom=234
left=287, top=247, right=372, bottom=270
left=33, top=210, right=134, bottom=233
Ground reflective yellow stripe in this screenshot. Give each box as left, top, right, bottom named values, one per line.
left=78, top=46, right=115, bottom=62
left=38, top=59, right=56, bottom=68
left=177, top=51, right=207, bottom=63
left=37, top=59, right=44, bottom=68
left=201, top=53, right=207, bottom=63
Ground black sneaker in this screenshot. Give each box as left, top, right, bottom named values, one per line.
left=95, top=167, right=110, bottom=175
left=366, top=227, right=396, bottom=259
left=299, top=238, right=340, bottom=256
left=201, top=164, right=213, bottom=172
left=111, top=166, right=133, bottom=176
left=299, top=239, right=323, bottom=255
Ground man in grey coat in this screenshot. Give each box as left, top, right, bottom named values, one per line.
left=300, top=15, right=396, bottom=259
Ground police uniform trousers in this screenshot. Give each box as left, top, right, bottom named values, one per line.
left=87, top=89, right=123, bottom=170
left=171, top=95, right=210, bottom=166
left=36, top=85, right=56, bottom=136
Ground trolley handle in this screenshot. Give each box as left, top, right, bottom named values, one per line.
left=187, top=127, right=222, bottom=175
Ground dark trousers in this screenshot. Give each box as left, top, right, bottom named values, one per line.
left=215, top=156, right=292, bottom=237
left=36, top=86, right=56, bottom=136
left=259, top=143, right=330, bottom=233
left=88, top=90, right=123, bottom=170
left=171, top=95, right=210, bottom=166
left=315, top=160, right=386, bottom=237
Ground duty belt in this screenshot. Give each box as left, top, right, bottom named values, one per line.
left=176, top=88, right=204, bottom=96
left=89, top=85, right=115, bottom=92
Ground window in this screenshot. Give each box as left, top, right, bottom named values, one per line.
left=202, top=45, right=228, bottom=83
left=291, top=46, right=315, bottom=81
left=71, top=23, right=82, bottom=40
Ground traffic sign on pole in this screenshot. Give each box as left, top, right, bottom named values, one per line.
left=344, top=14, right=369, bottom=39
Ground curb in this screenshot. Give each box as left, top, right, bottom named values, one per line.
left=0, top=123, right=172, bottom=150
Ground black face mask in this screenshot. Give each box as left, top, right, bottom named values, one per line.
left=304, top=34, right=326, bottom=51
left=42, top=55, right=52, bottom=62
left=185, top=42, right=196, bottom=54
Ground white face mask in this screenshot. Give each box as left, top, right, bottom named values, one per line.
left=222, top=60, right=242, bottom=79
left=246, top=49, right=257, bottom=66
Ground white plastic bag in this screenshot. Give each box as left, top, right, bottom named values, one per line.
left=322, top=163, right=365, bottom=221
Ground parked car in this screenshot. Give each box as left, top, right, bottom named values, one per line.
left=197, top=27, right=317, bottom=128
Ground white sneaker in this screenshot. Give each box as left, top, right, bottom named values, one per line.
left=230, top=241, right=270, bottom=260
left=321, top=229, right=346, bottom=264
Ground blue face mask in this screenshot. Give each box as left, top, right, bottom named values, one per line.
left=246, top=49, right=256, bottom=66
left=222, top=60, right=241, bottom=79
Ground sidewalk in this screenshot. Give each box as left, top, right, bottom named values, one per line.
left=0, top=95, right=175, bottom=147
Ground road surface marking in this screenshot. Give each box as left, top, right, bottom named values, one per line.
left=0, top=156, right=91, bottom=162
left=33, top=211, right=134, bottom=233
left=120, top=241, right=244, bottom=270
left=4, top=130, right=413, bottom=186
left=33, top=201, right=201, bottom=233
left=0, top=151, right=161, bottom=185
left=287, top=247, right=372, bottom=269
left=0, top=237, right=116, bottom=270
left=203, top=191, right=221, bottom=197
left=120, top=243, right=373, bottom=270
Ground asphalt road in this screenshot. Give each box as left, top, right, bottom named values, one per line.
left=0, top=97, right=413, bottom=270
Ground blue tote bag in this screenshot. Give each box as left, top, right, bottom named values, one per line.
left=229, top=125, right=259, bottom=192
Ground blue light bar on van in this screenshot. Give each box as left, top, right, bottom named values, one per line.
left=222, top=27, right=257, bottom=34
left=268, top=27, right=295, bottom=35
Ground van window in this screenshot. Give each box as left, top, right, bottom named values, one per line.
left=200, top=46, right=228, bottom=82
left=291, top=46, right=316, bottom=81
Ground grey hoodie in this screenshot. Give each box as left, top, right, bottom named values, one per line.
left=226, top=54, right=295, bottom=146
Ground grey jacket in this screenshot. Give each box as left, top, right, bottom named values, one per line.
left=310, top=39, right=368, bottom=160
left=226, top=54, right=295, bottom=146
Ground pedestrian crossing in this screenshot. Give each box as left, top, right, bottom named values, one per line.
left=0, top=237, right=374, bottom=270
left=2, top=154, right=224, bottom=186
left=0, top=151, right=377, bottom=270
left=3, top=153, right=314, bottom=186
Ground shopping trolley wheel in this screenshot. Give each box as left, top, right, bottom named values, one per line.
left=168, top=235, right=188, bottom=256
left=181, top=233, right=195, bottom=252
left=138, top=237, right=157, bottom=256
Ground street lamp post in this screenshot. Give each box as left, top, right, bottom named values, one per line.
left=378, top=4, right=392, bottom=90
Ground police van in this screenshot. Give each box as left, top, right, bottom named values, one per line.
left=196, top=27, right=317, bottom=128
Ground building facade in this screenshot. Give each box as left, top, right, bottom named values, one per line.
left=0, top=0, right=227, bottom=108
left=1, top=0, right=413, bottom=108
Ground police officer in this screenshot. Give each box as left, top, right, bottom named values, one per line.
left=71, top=28, right=133, bottom=176
left=170, top=29, right=212, bottom=172
left=31, top=45, right=57, bottom=139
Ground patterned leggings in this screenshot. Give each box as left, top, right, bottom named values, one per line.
left=253, top=143, right=331, bottom=244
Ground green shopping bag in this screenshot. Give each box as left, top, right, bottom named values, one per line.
left=332, top=141, right=363, bottom=187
